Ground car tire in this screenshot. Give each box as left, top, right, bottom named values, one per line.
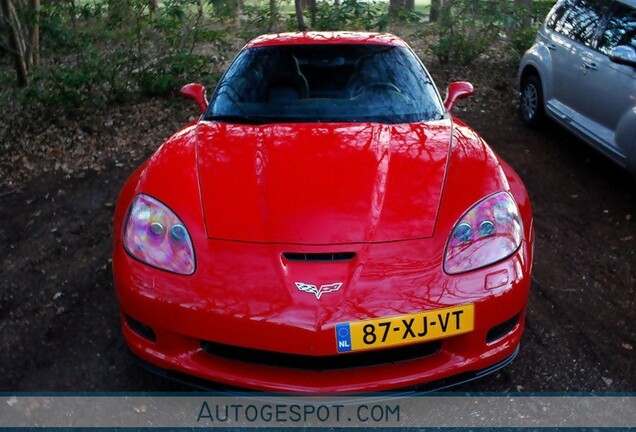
left=520, top=75, right=545, bottom=128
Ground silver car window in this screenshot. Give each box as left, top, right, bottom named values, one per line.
left=598, top=3, right=636, bottom=54
left=549, top=0, right=612, bottom=47
left=546, top=0, right=577, bottom=31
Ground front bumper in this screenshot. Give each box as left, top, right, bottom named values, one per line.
left=114, top=238, right=532, bottom=393
left=130, top=344, right=521, bottom=393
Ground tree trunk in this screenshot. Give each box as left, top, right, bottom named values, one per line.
left=429, top=0, right=440, bottom=22
left=230, top=0, right=240, bottom=25
left=515, top=0, right=533, bottom=28
left=0, top=7, right=4, bottom=55
left=305, top=0, right=316, bottom=27
left=389, top=0, right=400, bottom=15
left=389, top=0, right=414, bottom=17
left=268, top=0, right=278, bottom=32
left=294, top=0, right=306, bottom=31
left=1, top=0, right=29, bottom=86
left=27, top=0, right=38, bottom=68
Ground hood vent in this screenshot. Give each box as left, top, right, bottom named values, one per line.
left=283, top=252, right=356, bottom=262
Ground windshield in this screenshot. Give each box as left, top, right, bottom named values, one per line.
left=204, top=44, right=444, bottom=124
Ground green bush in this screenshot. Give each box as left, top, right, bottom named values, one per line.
left=509, top=24, right=540, bottom=56
left=310, top=0, right=390, bottom=31
left=240, top=3, right=278, bottom=39
left=18, top=0, right=227, bottom=107
left=508, top=1, right=553, bottom=56
left=424, top=0, right=551, bottom=65
left=425, top=0, right=505, bottom=65
left=5, top=0, right=553, bottom=107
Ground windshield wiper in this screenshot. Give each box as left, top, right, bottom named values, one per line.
left=203, top=114, right=273, bottom=125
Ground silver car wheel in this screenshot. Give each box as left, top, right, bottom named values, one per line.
left=521, top=84, right=537, bottom=121
left=519, top=75, right=544, bottom=127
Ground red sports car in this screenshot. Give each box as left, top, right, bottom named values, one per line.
left=113, top=32, right=534, bottom=392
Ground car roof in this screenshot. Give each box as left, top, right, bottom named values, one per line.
left=245, top=31, right=409, bottom=49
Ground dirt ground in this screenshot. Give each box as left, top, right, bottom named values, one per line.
left=0, top=55, right=634, bottom=393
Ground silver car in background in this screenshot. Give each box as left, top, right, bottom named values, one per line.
left=518, top=0, right=636, bottom=176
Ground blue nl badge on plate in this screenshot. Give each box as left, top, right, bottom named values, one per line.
left=335, top=323, right=352, bottom=352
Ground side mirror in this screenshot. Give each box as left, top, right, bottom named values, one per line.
left=609, top=45, right=636, bottom=68
left=444, top=81, right=474, bottom=112
left=180, top=83, right=208, bottom=114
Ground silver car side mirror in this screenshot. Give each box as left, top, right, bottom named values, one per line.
left=609, top=45, right=636, bottom=68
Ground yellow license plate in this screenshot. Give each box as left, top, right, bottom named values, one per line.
left=335, top=304, right=474, bottom=352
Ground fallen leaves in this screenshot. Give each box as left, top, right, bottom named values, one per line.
left=0, top=99, right=192, bottom=189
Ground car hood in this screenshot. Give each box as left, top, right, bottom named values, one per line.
left=196, top=120, right=452, bottom=244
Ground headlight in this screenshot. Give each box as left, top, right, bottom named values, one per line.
left=123, top=194, right=196, bottom=275
left=444, top=192, right=523, bottom=275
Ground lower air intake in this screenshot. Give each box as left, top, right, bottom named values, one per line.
left=200, top=340, right=441, bottom=371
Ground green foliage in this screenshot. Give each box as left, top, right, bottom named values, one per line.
left=209, top=0, right=241, bottom=19
left=509, top=24, right=540, bottom=57
left=508, top=1, right=554, bottom=56
left=310, top=0, right=390, bottom=31
left=423, top=0, right=551, bottom=65
left=533, top=0, right=557, bottom=20
left=4, top=0, right=554, bottom=107
left=501, top=1, right=557, bottom=59
left=239, top=2, right=285, bottom=39
left=425, top=0, right=504, bottom=65
left=388, top=3, right=424, bottom=27
left=19, top=0, right=228, bottom=107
